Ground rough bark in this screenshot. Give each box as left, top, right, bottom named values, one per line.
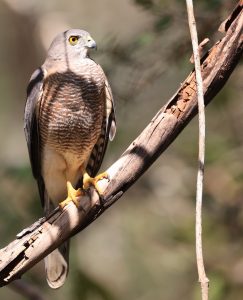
left=0, top=1, right=242, bottom=287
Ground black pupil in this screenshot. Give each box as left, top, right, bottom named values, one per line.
left=72, top=37, right=76, bottom=42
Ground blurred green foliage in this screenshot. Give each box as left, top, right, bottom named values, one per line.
left=0, top=0, right=242, bottom=299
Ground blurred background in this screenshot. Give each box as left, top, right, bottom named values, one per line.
left=0, top=0, right=242, bottom=299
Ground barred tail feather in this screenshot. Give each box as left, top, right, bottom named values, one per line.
left=44, top=194, right=70, bottom=289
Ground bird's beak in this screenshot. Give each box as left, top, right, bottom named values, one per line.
left=86, top=37, right=97, bottom=50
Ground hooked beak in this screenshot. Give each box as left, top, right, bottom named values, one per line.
left=86, top=37, right=97, bottom=50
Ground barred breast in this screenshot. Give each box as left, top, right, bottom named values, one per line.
left=39, top=63, right=106, bottom=160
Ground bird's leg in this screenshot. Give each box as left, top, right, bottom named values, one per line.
left=59, top=181, right=84, bottom=209
left=83, top=171, right=109, bottom=195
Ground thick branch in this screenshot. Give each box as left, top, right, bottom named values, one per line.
left=0, top=2, right=242, bottom=287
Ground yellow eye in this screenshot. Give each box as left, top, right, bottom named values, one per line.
left=69, top=36, right=79, bottom=45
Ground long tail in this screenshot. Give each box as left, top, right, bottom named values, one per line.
left=44, top=240, right=70, bottom=289
left=44, top=198, right=70, bottom=289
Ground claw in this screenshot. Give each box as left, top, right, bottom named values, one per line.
left=59, top=181, right=84, bottom=209
left=83, top=171, right=108, bottom=195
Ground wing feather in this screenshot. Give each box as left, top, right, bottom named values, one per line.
left=24, top=67, right=45, bottom=204
left=86, top=78, right=116, bottom=177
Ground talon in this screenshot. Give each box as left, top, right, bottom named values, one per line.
left=83, top=171, right=108, bottom=195
left=59, top=181, right=84, bottom=209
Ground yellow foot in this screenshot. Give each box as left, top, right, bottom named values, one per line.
left=59, top=181, right=84, bottom=209
left=83, top=171, right=109, bottom=194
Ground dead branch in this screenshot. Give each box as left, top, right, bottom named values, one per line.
left=0, top=1, right=242, bottom=287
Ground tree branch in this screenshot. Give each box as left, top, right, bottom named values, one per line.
left=0, top=1, right=242, bottom=287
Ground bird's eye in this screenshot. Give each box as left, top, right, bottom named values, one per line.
left=68, top=36, right=79, bottom=45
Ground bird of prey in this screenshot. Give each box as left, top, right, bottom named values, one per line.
left=24, top=29, right=116, bottom=289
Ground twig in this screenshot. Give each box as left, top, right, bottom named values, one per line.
left=9, top=279, right=46, bottom=300
left=0, top=1, right=242, bottom=287
left=186, top=0, right=209, bottom=299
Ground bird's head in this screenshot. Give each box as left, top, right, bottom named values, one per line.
left=65, top=29, right=97, bottom=56
left=45, top=29, right=97, bottom=69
